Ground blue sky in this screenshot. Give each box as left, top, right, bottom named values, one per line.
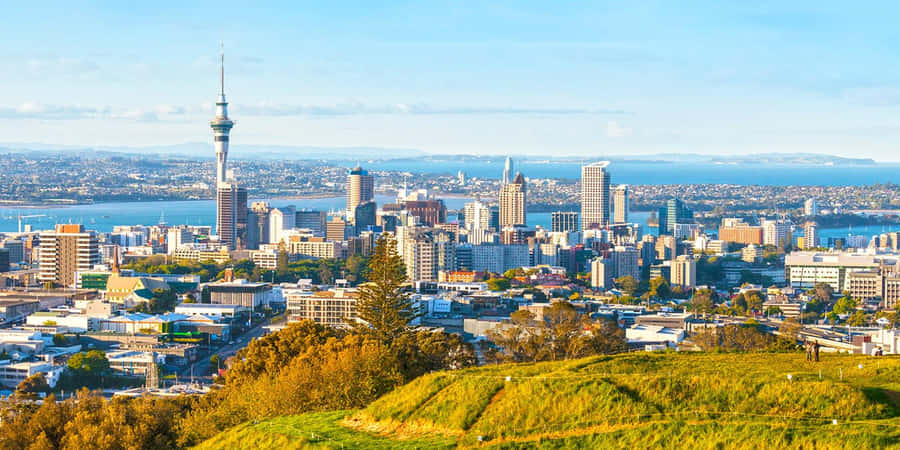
left=4, top=2, right=900, bottom=159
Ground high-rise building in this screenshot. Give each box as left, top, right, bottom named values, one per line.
left=658, top=199, right=693, bottom=236
left=296, top=210, right=327, bottom=234
left=581, top=162, right=611, bottom=230
left=639, top=235, right=657, bottom=269
left=353, top=200, right=378, bottom=232
left=499, top=172, right=526, bottom=228
left=502, top=156, right=512, bottom=185
left=613, top=185, right=629, bottom=224
left=0, top=249, right=8, bottom=273
left=398, top=227, right=455, bottom=282
left=346, top=166, right=374, bottom=224
left=326, top=216, right=349, bottom=242
left=804, top=198, right=818, bottom=217
left=590, top=257, right=614, bottom=290
left=404, top=199, right=447, bottom=226
left=38, top=224, right=100, bottom=287
left=671, top=255, right=696, bottom=288
left=211, top=47, right=234, bottom=189
left=718, top=219, right=764, bottom=245
left=803, top=222, right=819, bottom=249
left=210, top=48, right=246, bottom=250
left=612, top=245, right=640, bottom=281
left=762, top=219, right=792, bottom=248
left=0, top=239, right=24, bottom=264
left=551, top=212, right=579, bottom=233
left=166, top=228, right=194, bottom=254
left=248, top=202, right=271, bottom=248
left=217, top=182, right=248, bottom=250
left=464, top=200, right=492, bottom=231
left=269, top=206, right=296, bottom=245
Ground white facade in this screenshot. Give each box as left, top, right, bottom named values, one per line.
left=785, top=251, right=894, bottom=291
left=762, top=219, right=792, bottom=247
left=804, top=198, right=818, bottom=217
left=269, top=207, right=296, bottom=245
left=287, top=240, right=341, bottom=259
left=591, top=258, right=614, bottom=289
left=613, top=184, right=629, bottom=224
left=167, top=228, right=194, bottom=254
left=464, top=200, right=492, bottom=231
left=671, top=255, right=697, bottom=288
left=581, top=162, right=611, bottom=229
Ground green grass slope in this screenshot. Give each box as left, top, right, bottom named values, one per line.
left=197, top=352, right=900, bottom=449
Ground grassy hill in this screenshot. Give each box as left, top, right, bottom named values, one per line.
left=197, top=352, right=900, bottom=449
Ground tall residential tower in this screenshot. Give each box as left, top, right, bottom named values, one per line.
left=347, top=165, right=375, bottom=225
left=499, top=172, right=527, bottom=228
left=502, top=156, right=513, bottom=185
left=581, top=162, right=611, bottom=230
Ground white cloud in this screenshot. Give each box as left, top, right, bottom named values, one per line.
left=606, top=120, right=632, bottom=138
left=0, top=100, right=629, bottom=121
left=235, top=102, right=628, bottom=116
left=25, top=57, right=100, bottom=78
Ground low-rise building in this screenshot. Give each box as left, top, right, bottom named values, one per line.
left=101, top=313, right=186, bottom=334
left=206, top=280, right=273, bottom=309
left=0, top=330, right=48, bottom=354
left=0, top=360, right=64, bottom=388
left=625, top=324, right=685, bottom=347
left=0, top=299, right=40, bottom=323
left=106, top=350, right=158, bottom=376
left=634, top=312, right=693, bottom=330
left=285, top=288, right=358, bottom=327
left=174, top=303, right=247, bottom=321
left=26, top=311, right=102, bottom=332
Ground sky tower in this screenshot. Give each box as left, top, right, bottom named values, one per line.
left=211, top=45, right=234, bottom=187
left=211, top=44, right=246, bottom=250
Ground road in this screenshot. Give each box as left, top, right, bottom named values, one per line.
left=177, top=320, right=271, bottom=383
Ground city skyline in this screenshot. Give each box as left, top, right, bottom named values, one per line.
left=5, top=3, right=900, bottom=159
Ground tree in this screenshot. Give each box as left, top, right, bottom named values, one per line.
left=65, top=350, right=110, bottom=388
left=352, top=234, right=418, bottom=345
left=810, top=283, right=834, bottom=303
left=848, top=310, right=869, bottom=327
left=778, top=318, right=802, bottom=342
left=276, top=241, right=290, bottom=280
left=693, top=323, right=785, bottom=352
left=345, top=255, right=367, bottom=285
left=615, top=275, right=640, bottom=296
left=731, top=293, right=748, bottom=315
left=486, top=301, right=627, bottom=363
left=688, top=289, right=716, bottom=317
left=16, top=373, right=50, bottom=398
left=52, top=333, right=69, bottom=346
left=149, top=288, right=178, bottom=313
left=745, top=291, right=764, bottom=314
left=647, top=276, right=671, bottom=299
left=833, top=295, right=857, bottom=315
left=486, top=278, right=511, bottom=291
left=317, top=260, right=334, bottom=285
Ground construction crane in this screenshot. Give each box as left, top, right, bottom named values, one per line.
left=17, top=213, right=45, bottom=233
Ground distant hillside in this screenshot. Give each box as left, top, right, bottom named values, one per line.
left=196, top=352, right=900, bottom=449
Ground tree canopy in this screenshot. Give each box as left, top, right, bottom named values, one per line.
left=353, top=234, right=419, bottom=345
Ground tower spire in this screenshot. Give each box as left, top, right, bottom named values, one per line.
left=219, top=41, right=225, bottom=97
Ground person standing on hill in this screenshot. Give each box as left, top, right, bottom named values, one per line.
left=805, top=340, right=812, bottom=361
left=813, top=341, right=820, bottom=362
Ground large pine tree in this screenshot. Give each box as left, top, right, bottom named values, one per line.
left=353, top=233, right=418, bottom=344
